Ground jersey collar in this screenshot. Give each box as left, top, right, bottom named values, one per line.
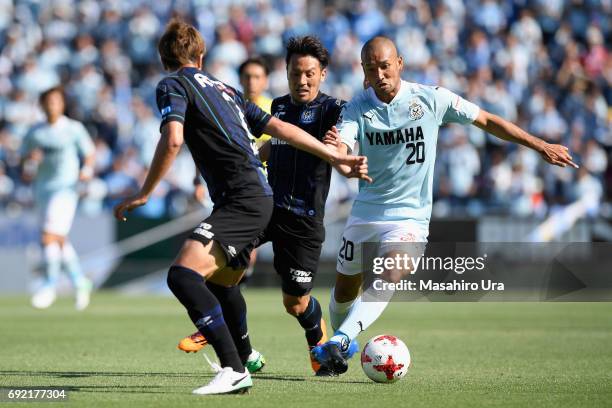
left=290, top=91, right=323, bottom=107
left=48, top=115, right=68, bottom=128
left=367, top=80, right=409, bottom=107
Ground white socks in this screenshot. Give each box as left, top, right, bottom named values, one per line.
left=328, top=287, right=357, bottom=332
left=61, top=242, right=86, bottom=287
left=331, top=285, right=395, bottom=341
left=43, top=242, right=62, bottom=287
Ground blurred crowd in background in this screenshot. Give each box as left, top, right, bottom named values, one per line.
left=0, top=0, right=609, bottom=220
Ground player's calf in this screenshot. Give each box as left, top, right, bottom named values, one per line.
left=166, top=265, right=244, bottom=373
left=283, top=293, right=335, bottom=375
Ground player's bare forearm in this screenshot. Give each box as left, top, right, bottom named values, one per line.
left=113, top=122, right=184, bottom=221
left=264, top=117, right=337, bottom=163
left=264, top=118, right=370, bottom=181
left=473, top=110, right=543, bottom=150
left=333, top=143, right=354, bottom=176
left=473, top=110, right=577, bottom=168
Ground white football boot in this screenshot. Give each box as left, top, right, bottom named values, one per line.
left=192, top=367, right=252, bottom=395
left=75, top=278, right=93, bottom=311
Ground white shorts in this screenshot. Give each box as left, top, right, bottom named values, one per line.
left=336, top=215, right=429, bottom=276
left=38, top=189, right=79, bottom=236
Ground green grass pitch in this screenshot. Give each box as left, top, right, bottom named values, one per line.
left=0, top=290, right=611, bottom=407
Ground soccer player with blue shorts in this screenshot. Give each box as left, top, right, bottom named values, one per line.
left=113, top=20, right=367, bottom=395
left=311, top=36, right=578, bottom=374
left=22, top=86, right=95, bottom=310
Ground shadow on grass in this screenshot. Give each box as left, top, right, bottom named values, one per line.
left=0, top=370, right=372, bottom=385
left=254, top=373, right=371, bottom=385
left=0, top=384, right=186, bottom=394
left=0, top=370, right=209, bottom=379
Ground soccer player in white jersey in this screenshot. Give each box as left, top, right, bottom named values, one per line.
left=311, top=37, right=577, bottom=373
left=22, top=86, right=96, bottom=310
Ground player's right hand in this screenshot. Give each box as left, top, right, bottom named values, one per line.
left=113, top=193, right=149, bottom=221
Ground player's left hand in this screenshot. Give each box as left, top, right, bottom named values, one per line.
left=539, top=143, right=578, bottom=168
left=113, top=193, right=149, bottom=221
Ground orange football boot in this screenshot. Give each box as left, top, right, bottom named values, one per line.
left=309, top=318, right=334, bottom=375
left=178, top=331, right=208, bottom=353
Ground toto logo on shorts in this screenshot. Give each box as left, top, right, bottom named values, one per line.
left=289, top=268, right=312, bottom=283
left=193, top=222, right=214, bottom=239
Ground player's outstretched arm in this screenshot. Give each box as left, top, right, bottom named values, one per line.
left=473, top=110, right=578, bottom=168
left=113, top=121, right=184, bottom=221
left=264, top=116, right=371, bottom=181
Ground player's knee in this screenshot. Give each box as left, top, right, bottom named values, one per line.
left=41, top=233, right=62, bottom=246
left=166, top=266, right=181, bottom=292
left=334, top=283, right=360, bottom=303
left=333, top=273, right=362, bottom=303
left=167, top=265, right=203, bottom=294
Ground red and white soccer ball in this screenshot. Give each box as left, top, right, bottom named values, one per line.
left=361, top=335, right=411, bottom=383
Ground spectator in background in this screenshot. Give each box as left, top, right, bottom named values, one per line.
left=442, top=127, right=481, bottom=213
left=209, top=24, right=248, bottom=69
left=0, top=0, right=609, bottom=220
left=573, top=167, right=604, bottom=216
left=530, top=95, right=568, bottom=143
left=486, top=149, right=513, bottom=209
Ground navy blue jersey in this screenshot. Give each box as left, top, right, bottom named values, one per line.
left=268, top=93, right=345, bottom=220
left=156, top=67, right=272, bottom=204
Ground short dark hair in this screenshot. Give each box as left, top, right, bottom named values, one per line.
left=39, top=85, right=65, bottom=105
left=238, top=57, right=270, bottom=76
left=158, top=19, right=206, bottom=71
left=285, top=36, right=329, bottom=68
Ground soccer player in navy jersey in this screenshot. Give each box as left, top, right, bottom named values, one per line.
left=177, top=36, right=368, bottom=376
left=113, top=20, right=368, bottom=395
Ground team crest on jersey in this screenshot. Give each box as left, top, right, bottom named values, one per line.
left=300, top=109, right=315, bottom=124
left=408, top=101, right=424, bottom=120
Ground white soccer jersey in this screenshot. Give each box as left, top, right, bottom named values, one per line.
left=22, top=115, right=94, bottom=196
left=338, top=80, right=480, bottom=225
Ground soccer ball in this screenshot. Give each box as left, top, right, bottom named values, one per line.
left=361, top=334, right=411, bottom=383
